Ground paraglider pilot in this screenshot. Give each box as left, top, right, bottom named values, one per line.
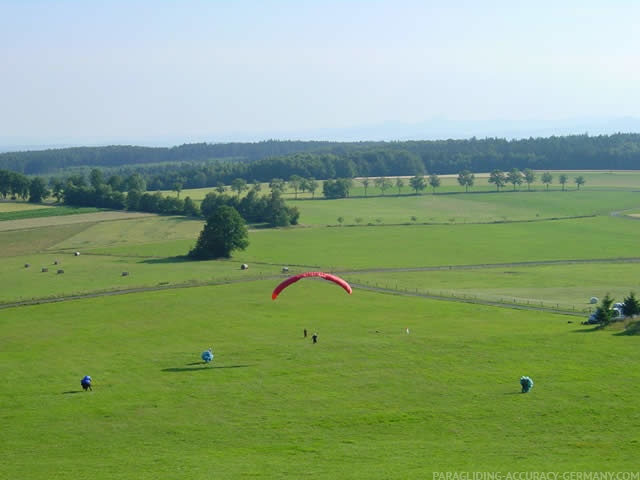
left=81, top=375, right=92, bottom=391
left=520, top=376, right=533, bottom=393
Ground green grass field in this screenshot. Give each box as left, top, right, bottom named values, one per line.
left=1, top=172, right=640, bottom=478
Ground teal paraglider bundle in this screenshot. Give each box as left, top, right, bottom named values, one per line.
left=520, top=376, right=534, bottom=393
left=201, top=348, right=214, bottom=363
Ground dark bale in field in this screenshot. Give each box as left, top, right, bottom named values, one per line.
left=122, top=271, right=129, bottom=276
left=57, top=269, right=64, bottom=274
left=241, top=263, right=249, bottom=270
left=24, top=263, right=30, bottom=268
left=41, top=267, right=48, bottom=272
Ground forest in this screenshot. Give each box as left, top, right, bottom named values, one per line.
left=0, top=134, right=638, bottom=192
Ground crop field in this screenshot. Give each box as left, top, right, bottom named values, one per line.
left=1, top=172, right=640, bottom=477
left=0, top=200, right=52, bottom=213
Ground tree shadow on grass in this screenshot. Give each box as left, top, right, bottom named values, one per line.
left=612, top=320, right=640, bottom=336
left=162, top=364, right=254, bottom=372
left=571, top=326, right=602, bottom=333
left=139, top=256, right=191, bottom=265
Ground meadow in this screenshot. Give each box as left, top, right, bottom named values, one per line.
left=1, top=171, right=639, bottom=478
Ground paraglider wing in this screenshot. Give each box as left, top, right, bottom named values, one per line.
left=271, top=271, right=352, bottom=300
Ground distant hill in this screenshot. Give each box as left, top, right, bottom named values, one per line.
left=2, top=116, right=639, bottom=153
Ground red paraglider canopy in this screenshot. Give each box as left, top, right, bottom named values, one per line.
left=272, top=271, right=352, bottom=300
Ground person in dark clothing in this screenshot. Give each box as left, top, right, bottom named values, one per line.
left=303, top=328, right=308, bottom=338
left=312, top=333, right=318, bottom=344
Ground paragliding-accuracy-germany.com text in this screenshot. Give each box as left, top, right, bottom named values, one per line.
left=432, top=473, right=640, bottom=480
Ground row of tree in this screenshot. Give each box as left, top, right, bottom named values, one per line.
left=321, top=169, right=584, bottom=199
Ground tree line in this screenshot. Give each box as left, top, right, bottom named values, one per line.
left=1, top=134, right=639, bottom=191
left=20, top=167, right=299, bottom=228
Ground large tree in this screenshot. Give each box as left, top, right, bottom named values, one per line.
left=189, top=206, right=249, bottom=260
left=457, top=170, right=474, bottom=192
left=593, top=293, right=615, bottom=327
left=541, top=171, right=553, bottom=190
left=488, top=169, right=506, bottom=191
left=288, top=174, right=303, bottom=199
left=523, top=168, right=536, bottom=191
left=506, top=168, right=523, bottom=191
left=428, top=173, right=440, bottom=194
left=304, top=177, right=319, bottom=198
left=361, top=177, right=370, bottom=197
left=559, top=174, right=568, bottom=191
left=231, top=178, right=248, bottom=198
left=395, top=177, right=404, bottom=194
left=622, top=292, right=640, bottom=318
left=28, top=177, right=49, bottom=203
left=409, top=174, right=426, bottom=194
left=374, top=177, right=392, bottom=195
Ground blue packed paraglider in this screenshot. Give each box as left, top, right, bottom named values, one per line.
left=520, top=376, right=534, bottom=393
left=81, top=375, right=92, bottom=391
left=201, top=348, right=214, bottom=363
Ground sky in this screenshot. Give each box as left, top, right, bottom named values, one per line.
left=1, top=0, right=639, bottom=147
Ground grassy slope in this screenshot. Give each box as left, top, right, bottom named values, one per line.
left=352, top=261, right=640, bottom=312
left=2, top=176, right=640, bottom=477
left=1, top=283, right=638, bottom=479
left=289, top=190, right=640, bottom=226
left=2, top=215, right=639, bottom=305
left=242, top=216, right=640, bottom=269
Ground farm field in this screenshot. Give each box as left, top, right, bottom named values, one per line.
left=168, top=170, right=640, bottom=203
left=1, top=172, right=640, bottom=477
left=3, top=215, right=640, bottom=307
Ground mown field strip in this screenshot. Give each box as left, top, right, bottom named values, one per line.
left=0, top=211, right=157, bottom=231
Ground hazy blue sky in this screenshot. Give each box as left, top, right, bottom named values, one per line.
left=1, top=0, right=638, bottom=145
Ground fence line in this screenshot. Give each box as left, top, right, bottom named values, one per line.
left=350, top=277, right=590, bottom=316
